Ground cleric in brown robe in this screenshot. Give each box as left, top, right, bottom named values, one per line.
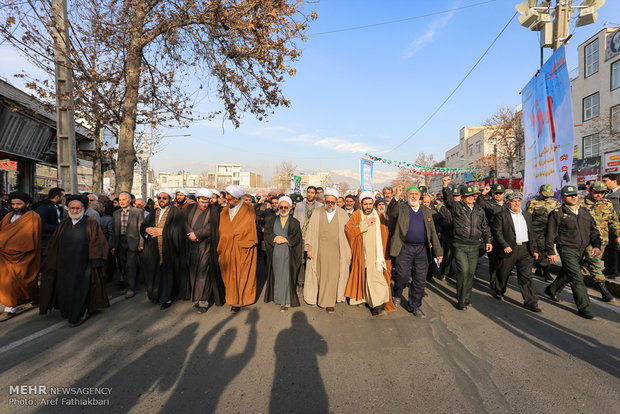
left=217, top=185, right=258, bottom=313
left=0, top=192, right=41, bottom=322
left=39, top=195, right=109, bottom=327
left=264, top=196, right=303, bottom=311
left=140, top=188, right=188, bottom=309
left=184, top=188, right=225, bottom=313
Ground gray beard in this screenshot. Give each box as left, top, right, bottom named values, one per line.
left=408, top=200, right=419, bottom=208
left=69, top=211, right=84, bottom=221
left=363, top=210, right=373, bottom=216
left=326, top=206, right=336, bottom=213
left=279, top=211, right=290, bottom=217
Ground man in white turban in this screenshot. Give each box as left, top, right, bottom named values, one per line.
left=174, top=188, right=193, bottom=211
left=303, top=187, right=351, bottom=313
left=218, top=184, right=258, bottom=312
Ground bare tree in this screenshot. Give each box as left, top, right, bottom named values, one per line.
left=483, top=106, right=524, bottom=188
left=391, top=169, right=419, bottom=191
left=1, top=1, right=316, bottom=191
left=415, top=152, right=436, bottom=187
left=338, top=181, right=350, bottom=194
left=579, top=110, right=620, bottom=155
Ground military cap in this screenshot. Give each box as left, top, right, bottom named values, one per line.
left=539, top=184, right=554, bottom=197
left=491, top=184, right=505, bottom=194
left=460, top=185, right=476, bottom=196
left=452, top=187, right=461, bottom=196
left=560, top=185, right=578, bottom=196
left=589, top=181, right=607, bottom=192
left=419, top=186, right=428, bottom=194
left=505, top=192, right=523, bottom=201
left=291, top=193, right=303, bottom=203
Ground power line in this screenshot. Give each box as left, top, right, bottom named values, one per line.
left=385, top=10, right=518, bottom=154
left=308, top=0, right=496, bottom=37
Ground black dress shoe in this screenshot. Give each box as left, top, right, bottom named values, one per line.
left=231, top=306, right=240, bottom=313
left=465, top=300, right=472, bottom=306
left=578, top=311, right=594, bottom=319
left=160, top=302, right=172, bottom=310
left=524, top=304, right=542, bottom=313
left=198, top=307, right=208, bottom=314
left=544, top=287, right=560, bottom=302
left=456, top=302, right=467, bottom=310
left=493, top=291, right=503, bottom=301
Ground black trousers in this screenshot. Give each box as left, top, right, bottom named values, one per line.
left=495, top=244, right=538, bottom=306
left=488, top=248, right=501, bottom=285
left=118, top=235, right=139, bottom=290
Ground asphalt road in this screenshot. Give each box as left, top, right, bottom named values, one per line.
left=1, top=258, right=619, bottom=414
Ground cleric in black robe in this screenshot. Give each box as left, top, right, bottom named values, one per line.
left=140, top=188, right=188, bottom=309
left=184, top=188, right=225, bottom=313
left=39, top=195, right=109, bottom=327
left=264, top=196, right=303, bottom=310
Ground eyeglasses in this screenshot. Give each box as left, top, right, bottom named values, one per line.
left=279, top=206, right=290, bottom=211
left=157, top=196, right=169, bottom=200
left=324, top=200, right=336, bottom=205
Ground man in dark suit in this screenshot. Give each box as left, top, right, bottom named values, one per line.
left=111, top=192, right=144, bottom=299
left=387, top=185, right=443, bottom=318
left=492, top=192, right=541, bottom=312
left=33, top=187, right=65, bottom=251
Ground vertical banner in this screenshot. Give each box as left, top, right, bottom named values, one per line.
left=360, top=158, right=374, bottom=191
left=521, top=44, right=575, bottom=201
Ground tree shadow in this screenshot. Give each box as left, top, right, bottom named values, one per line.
left=269, top=311, right=328, bottom=414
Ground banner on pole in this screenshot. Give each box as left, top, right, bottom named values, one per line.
left=360, top=158, right=374, bottom=191
left=521, top=44, right=575, bottom=201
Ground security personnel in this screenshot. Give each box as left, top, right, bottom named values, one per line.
left=492, top=192, right=541, bottom=312
left=526, top=184, right=560, bottom=281
left=477, top=183, right=506, bottom=287
left=437, top=187, right=461, bottom=281
left=574, top=181, right=619, bottom=302
left=442, top=177, right=492, bottom=310
left=545, top=185, right=601, bottom=319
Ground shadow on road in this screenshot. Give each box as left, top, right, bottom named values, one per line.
left=269, top=311, right=328, bottom=414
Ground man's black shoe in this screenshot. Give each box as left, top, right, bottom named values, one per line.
left=456, top=302, right=467, bottom=310
left=493, top=291, right=503, bottom=301
left=411, top=308, right=426, bottom=318
left=198, top=307, right=208, bottom=314
left=544, top=287, right=560, bottom=302
left=231, top=306, right=240, bottom=313
left=160, top=302, right=172, bottom=310
left=578, top=311, right=594, bottom=319
left=524, top=304, right=542, bottom=313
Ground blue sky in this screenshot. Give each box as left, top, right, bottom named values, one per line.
left=1, top=0, right=619, bottom=186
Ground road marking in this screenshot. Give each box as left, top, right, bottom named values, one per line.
left=0, top=295, right=125, bottom=356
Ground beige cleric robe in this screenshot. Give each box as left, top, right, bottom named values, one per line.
left=303, top=206, right=351, bottom=307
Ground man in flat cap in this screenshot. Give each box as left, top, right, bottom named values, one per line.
left=492, top=192, right=541, bottom=312
left=40, top=195, right=109, bottom=326
left=218, top=185, right=258, bottom=313
left=545, top=185, right=601, bottom=319
left=387, top=185, right=442, bottom=317
left=184, top=188, right=225, bottom=313
left=303, top=187, right=351, bottom=313
left=526, top=184, right=560, bottom=281
left=478, top=183, right=507, bottom=288
left=0, top=192, right=41, bottom=322
left=442, top=177, right=492, bottom=310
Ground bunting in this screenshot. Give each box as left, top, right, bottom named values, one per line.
left=365, top=153, right=479, bottom=176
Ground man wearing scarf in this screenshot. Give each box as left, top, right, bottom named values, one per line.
left=0, top=192, right=41, bottom=322
left=39, top=195, right=109, bottom=327
left=345, top=191, right=395, bottom=316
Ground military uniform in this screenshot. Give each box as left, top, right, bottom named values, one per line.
left=437, top=188, right=459, bottom=280
left=477, top=184, right=506, bottom=287
left=545, top=186, right=601, bottom=318
left=525, top=184, right=560, bottom=280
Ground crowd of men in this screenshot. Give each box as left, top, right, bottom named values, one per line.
left=1, top=172, right=619, bottom=325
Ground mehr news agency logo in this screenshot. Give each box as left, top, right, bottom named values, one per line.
left=8, top=385, right=112, bottom=407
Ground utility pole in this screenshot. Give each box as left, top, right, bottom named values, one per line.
left=552, top=1, right=573, bottom=50
left=52, top=0, right=79, bottom=194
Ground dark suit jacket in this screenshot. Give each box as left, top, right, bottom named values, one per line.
left=387, top=199, right=443, bottom=259
left=112, top=207, right=145, bottom=251
left=492, top=208, right=538, bottom=258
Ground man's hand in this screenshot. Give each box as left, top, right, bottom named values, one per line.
left=110, top=248, right=115, bottom=255
left=364, top=216, right=376, bottom=226
left=307, top=251, right=313, bottom=260
left=394, top=185, right=404, bottom=200
left=187, top=232, right=198, bottom=242
left=437, top=256, right=443, bottom=264
left=147, top=227, right=163, bottom=237
left=138, top=246, right=144, bottom=252
left=616, top=237, right=620, bottom=245
left=486, top=243, right=493, bottom=252
left=504, top=246, right=512, bottom=254
left=274, top=236, right=288, bottom=244
left=357, top=188, right=363, bottom=195
left=592, top=247, right=601, bottom=257
left=442, top=176, right=451, bottom=188
left=534, top=252, right=539, bottom=260
left=548, top=254, right=557, bottom=263
left=482, top=185, right=491, bottom=195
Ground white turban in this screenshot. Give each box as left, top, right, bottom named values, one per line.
left=324, top=188, right=339, bottom=199
left=278, top=196, right=292, bottom=206
left=212, top=189, right=220, bottom=196
left=225, top=185, right=245, bottom=199
left=157, top=187, right=174, bottom=199
left=359, top=190, right=375, bottom=202
left=175, top=188, right=189, bottom=196
left=195, top=188, right=213, bottom=199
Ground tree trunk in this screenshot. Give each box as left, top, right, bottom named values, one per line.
left=116, top=3, right=145, bottom=192
left=92, top=122, right=103, bottom=194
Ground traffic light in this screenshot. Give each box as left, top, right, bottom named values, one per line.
left=576, top=0, right=607, bottom=27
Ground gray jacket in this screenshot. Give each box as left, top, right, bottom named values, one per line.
left=605, top=187, right=620, bottom=217
left=112, top=207, right=145, bottom=251
left=387, top=199, right=442, bottom=259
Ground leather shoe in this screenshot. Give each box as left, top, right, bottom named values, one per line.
left=578, top=310, right=594, bottom=319
left=524, top=304, right=542, bottom=313
left=392, top=297, right=401, bottom=308
left=493, top=291, right=503, bottom=301
left=160, top=302, right=172, bottom=310
left=125, top=289, right=136, bottom=299
left=456, top=302, right=467, bottom=310
left=198, top=307, right=208, bottom=314
left=371, top=307, right=386, bottom=316
left=0, top=312, right=16, bottom=322
left=544, top=287, right=560, bottom=302
left=411, top=308, right=426, bottom=318
left=326, top=307, right=335, bottom=314
left=231, top=306, right=240, bottom=313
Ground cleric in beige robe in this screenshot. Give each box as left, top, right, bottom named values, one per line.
left=303, top=188, right=351, bottom=313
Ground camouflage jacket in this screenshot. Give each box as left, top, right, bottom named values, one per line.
left=578, top=197, right=620, bottom=245
left=526, top=196, right=560, bottom=232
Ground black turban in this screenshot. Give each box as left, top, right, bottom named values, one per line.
left=8, top=191, right=33, bottom=204
left=66, top=194, right=89, bottom=209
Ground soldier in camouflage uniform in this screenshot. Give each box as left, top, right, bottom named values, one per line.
left=572, top=181, right=619, bottom=302
left=526, top=184, right=560, bottom=281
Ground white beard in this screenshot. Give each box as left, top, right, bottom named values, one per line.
left=279, top=210, right=290, bottom=217
left=69, top=211, right=84, bottom=221
left=408, top=200, right=419, bottom=208
left=326, top=206, right=336, bottom=213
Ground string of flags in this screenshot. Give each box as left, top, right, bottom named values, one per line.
left=365, top=153, right=480, bottom=176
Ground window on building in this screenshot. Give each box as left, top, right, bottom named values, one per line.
left=583, top=134, right=600, bottom=158
left=233, top=172, right=240, bottom=177
left=585, top=39, right=598, bottom=77
left=583, top=92, right=599, bottom=121
left=233, top=180, right=240, bottom=185
left=188, top=179, right=195, bottom=186
left=161, top=177, right=167, bottom=183
left=468, top=144, right=473, bottom=156
left=476, top=141, right=482, bottom=153
left=612, top=60, right=620, bottom=91
left=612, top=105, right=620, bottom=133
